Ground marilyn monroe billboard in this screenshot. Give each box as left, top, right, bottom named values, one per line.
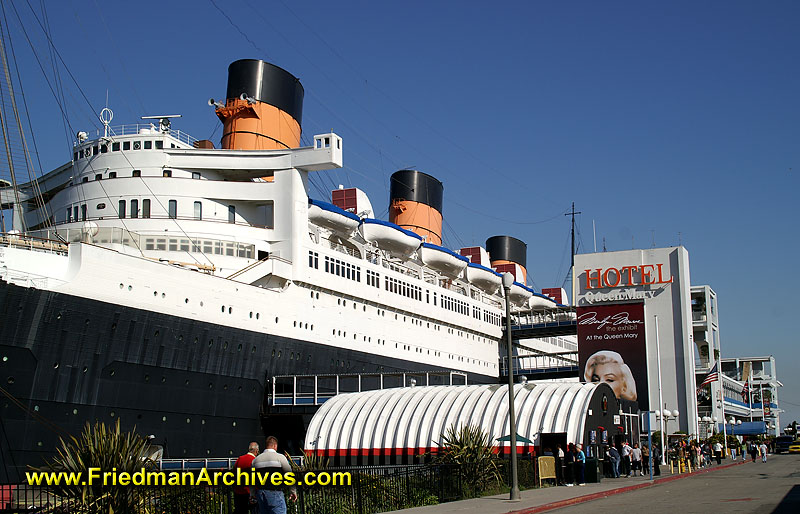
left=577, top=302, right=649, bottom=411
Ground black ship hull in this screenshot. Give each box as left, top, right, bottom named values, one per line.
left=0, top=281, right=495, bottom=482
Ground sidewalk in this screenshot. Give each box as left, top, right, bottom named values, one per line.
left=398, top=460, right=746, bottom=514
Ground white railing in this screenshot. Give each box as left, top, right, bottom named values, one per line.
left=84, top=124, right=198, bottom=147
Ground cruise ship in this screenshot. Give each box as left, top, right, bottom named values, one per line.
left=0, top=59, right=560, bottom=480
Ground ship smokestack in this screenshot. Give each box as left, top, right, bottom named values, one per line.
left=389, top=170, right=443, bottom=246
left=215, top=59, right=304, bottom=151
left=486, top=235, right=527, bottom=283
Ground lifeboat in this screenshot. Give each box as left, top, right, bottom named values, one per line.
left=465, top=263, right=502, bottom=294
left=528, top=292, right=558, bottom=310
left=308, top=199, right=361, bottom=236
left=418, top=243, right=469, bottom=278
left=507, top=281, right=534, bottom=307
left=359, top=218, right=422, bottom=258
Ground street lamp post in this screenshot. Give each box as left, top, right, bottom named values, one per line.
left=502, top=273, right=520, bottom=501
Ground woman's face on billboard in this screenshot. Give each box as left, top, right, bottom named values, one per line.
left=590, top=361, right=624, bottom=398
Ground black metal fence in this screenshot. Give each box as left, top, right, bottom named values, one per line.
left=1, top=464, right=461, bottom=514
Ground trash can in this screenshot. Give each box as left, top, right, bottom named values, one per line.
left=584, top=457, right=602, bottom=483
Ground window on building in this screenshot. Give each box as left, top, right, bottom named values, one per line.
left=144, top=141, right=152, bottom=150
left=192, top=172, right=200, bottom=180
left=168, top=200, right=177, bottom=219
left=100, top=144, right=108, bottom=153
left=131, top=199, right=139, bottom=219
left=108, top=171, right=117, bottom=178
left=66, top=208, right=71, bottom=222
left=142, top=199, right=151, bottom=218
left=95, top=174, right=102, bottom=181
left=81, top=204, right=87, bottom=221
left=82, top=177, right=89, bottom=183
left=123, top=141, right=131, bottom=151
left=228, top=205, right=235, bottom=224
left=73, top=206, right=79, bottom=222
left=118, top=200, right=126, bottom=219
left=155, top=140, right=164, bottom=150
left=194, top=201, right=202, bottom=220
left=112, top=142, right=120, bottom=151
left=163, top=170, right=172, bottom=177
left=132, top=170, right=141, bottom=177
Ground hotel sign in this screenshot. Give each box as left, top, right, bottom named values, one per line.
left=584, top=264, right=673, bottom=290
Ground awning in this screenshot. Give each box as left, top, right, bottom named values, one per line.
left=717, top=421, right=767, bottom=435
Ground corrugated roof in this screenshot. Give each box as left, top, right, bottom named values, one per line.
left=304, top=382, right=601, bottom=456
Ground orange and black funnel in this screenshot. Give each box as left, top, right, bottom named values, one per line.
left=486, top=235, right=527, bottom=283
left=215, top=59, right=304, bottom=151
left=389, top=170, right=443, bottom=246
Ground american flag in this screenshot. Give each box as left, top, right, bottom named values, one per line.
left=697, top=363, right=719, bottom=390
left=741, top=379, right=750, bottom=400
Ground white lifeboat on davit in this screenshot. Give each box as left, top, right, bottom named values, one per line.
left=359, top=218, right=423, bottom=259
left=308, top=199, right=361, bottom=236
left=528, top=292, right=559, bottom=310
left=418, top=243, right=469, bottom=278
left=507, top=282, right=534, bottom=307
left=465, top=263, right=502, bottom=294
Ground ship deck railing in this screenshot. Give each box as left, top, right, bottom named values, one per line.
left=0, top=233, right=68, bottom=255
left=269, top=370, right=468, bottom=407
left=158, top=455, right=304, bottom=471
left=500, top=352, right=579, bottom=377
left=83, top=123, right=198, bottom=147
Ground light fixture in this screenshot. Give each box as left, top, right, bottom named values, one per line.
left=672, top=409, right=679, bottom=418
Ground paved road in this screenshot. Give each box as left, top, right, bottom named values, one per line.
left=549, top=454, right=800, bottom=514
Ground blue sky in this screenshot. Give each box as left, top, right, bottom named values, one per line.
left=3, top=1, right=799, bottom=427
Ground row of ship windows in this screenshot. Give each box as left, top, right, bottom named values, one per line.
left=66, top=201, right=236, bottom=223
left=74, top=139, right=178, bottom=160
left=308, top=289, right=494, bottom=346
left=309, top=250, right=501, bottom=326
left=79, top=169, right=201, bottom=183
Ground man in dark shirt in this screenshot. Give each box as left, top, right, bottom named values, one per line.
left=234, top=442, right=259, bottom=513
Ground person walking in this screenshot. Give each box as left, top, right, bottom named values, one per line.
left=652, top=444, right=661, bottom=476
left=564, top=443, right=575, bottom=486
left=641, top=443, right=650, bottom=473
left=631, top=443, right=643, bottom=476
left=556, top=444, right=565, bottom=485
left=234, top=442, right=260, bottom=514
left=759, top=441, right=768, bottom=463
left=575, top=444, right=586, bottom=485
left=749, top=441, right=758, bottom=462
left=730, top=440, right=737, bottom=461
left=608, top=445, right=621, bottom=478
left=251, top=436, right=297, bottom=514
left=621, top=441, right=632, bottom=477
left=713, top=440, right=723, bottom=465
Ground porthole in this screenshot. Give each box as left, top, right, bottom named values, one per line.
left=223, top=341, right=228, bottom=350
left=238, top=344, right=242, bottom=352
left=238, top=386, right=242, bottom=392
left=232, top=421, right=237, bottom=427
left=144, top=374, right=150, bottom=382
left=185, top=380, right=190, bottom=385
left=153, top=291, right=158, bottom=296
left=310, top=291, right=314, bottom=299
left=363, top=306, right=366, bottom=312
left=315, top=293, right=319, bottom=299
left=185, top=298, right=189, bottom=304
left=34, top=405, right=39, bottom=411
left=119, top=283, right=124, bottom=289
left=161, top=293, right=165, bottom=298
left=277, top=351, right=281, bottom=358
left=53, top=362, right=59, bottom=369
left=275, top=317, right=279, bottom=323
left=256, top=313, right=260, bottom=319
left=128, top=285, right=132, bottom=291
left=162, top=416, right=167, bottom=422
left=272, top=350, right=275, bottom=357
left=110, top=411, right=115, bottom=417
left=252, top=346, right=256, bottom=353
left=343, top=300, right=346, bottom=307
left=293, top=321, right=297, bottom=327
left=304, top=323, right=308, bottom=329
left=109, top=370, right=115, bottom=376
left=208, top=383, right=213, bottom=389
left=37, top=441, right=43, bottom=447
left=186, top=418, right=191, bottom=424
left=7, top=377, right=14, bottom=384
left=337, top=299, right=341, bottom=306
left=154, top=330, right=159, bottom=337
left=223, top=384, right=228, bottom=390
left=161, top=376, right=166, bottom=383
left=249, top=312, right=253, bottom=318
left=310, top=324, right=314, bottom=331
left=209, top=340, right=213, bottom=347
left=72, top=409, right=78, bottom=415
left=111, top=323, right=116, bottom=330
left=228, top=307, right=232, bottom=314
left=221, top=306, right=225, bottom=313
left=200, top=301, right=203, bottom=307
